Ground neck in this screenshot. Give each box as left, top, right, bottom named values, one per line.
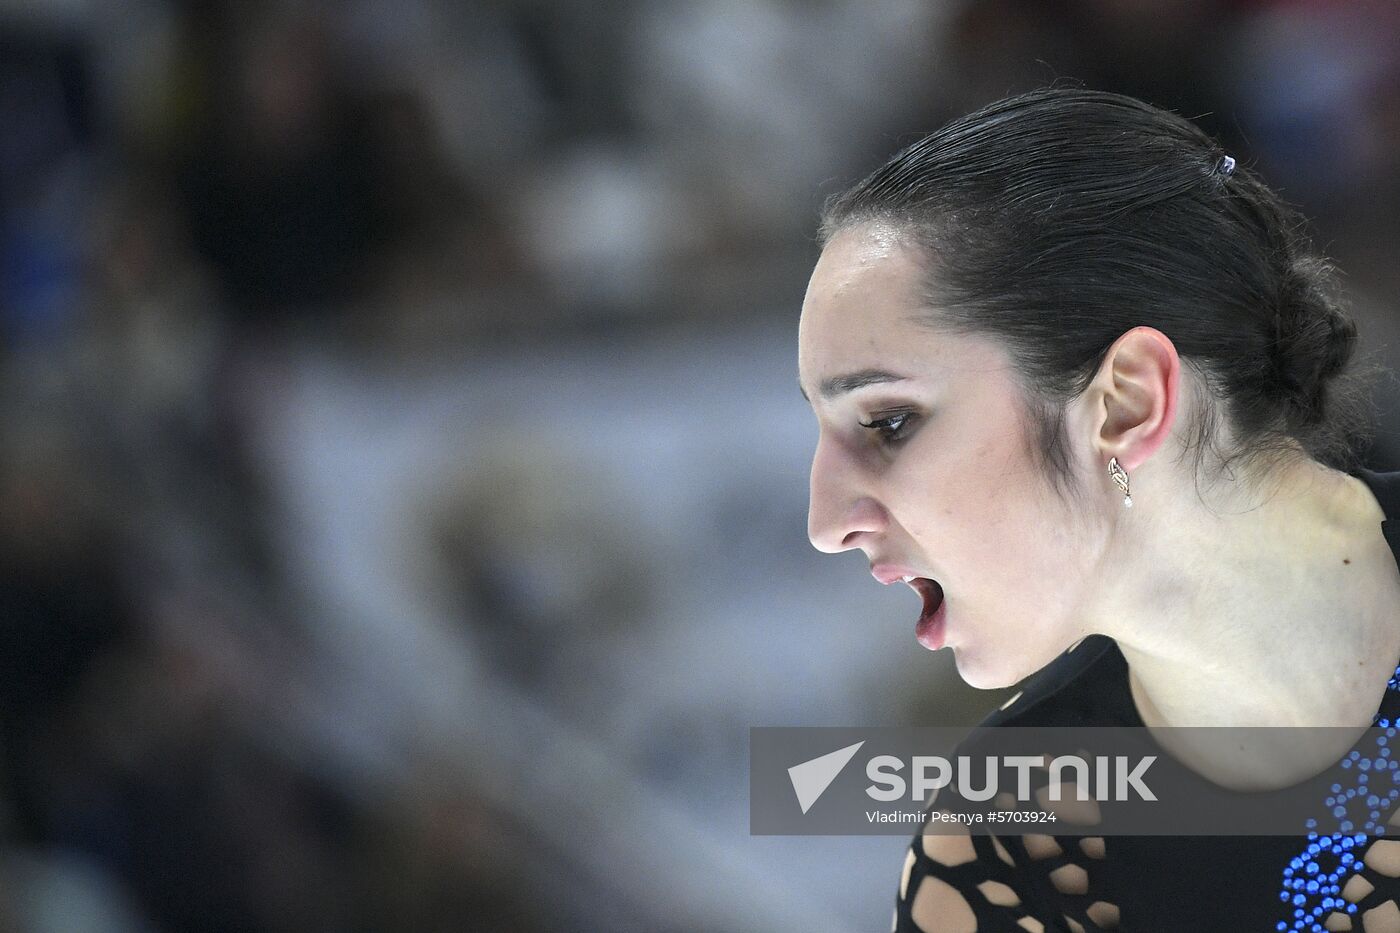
left=1097, top=461, right=1400, bottom=731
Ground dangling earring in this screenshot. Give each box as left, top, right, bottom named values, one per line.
left=1107, top=457, right=1132, bottom=508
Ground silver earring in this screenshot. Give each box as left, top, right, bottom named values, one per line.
left=1108, top=457, right=1132, bottom=508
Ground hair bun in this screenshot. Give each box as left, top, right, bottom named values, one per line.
left=1271, top=257, right=1357, bottom=426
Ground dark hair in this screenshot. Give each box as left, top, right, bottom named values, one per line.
left=820, top=87, right=1376, bottom=500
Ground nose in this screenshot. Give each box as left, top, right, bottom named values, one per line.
left=807, top=434, right=887, bottom=553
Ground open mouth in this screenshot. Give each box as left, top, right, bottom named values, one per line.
left=907, top=577, right=944, bottom=619
left=906, top=577, right=947, bottom=650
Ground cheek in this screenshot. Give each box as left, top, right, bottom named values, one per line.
left=891, top=440, right=1040, bottom=595
left=937, top=431, right=1032, bottom=540
left=929, top=423, right=1077, bottom=596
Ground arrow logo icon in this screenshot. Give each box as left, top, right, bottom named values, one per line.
left=787, top=741, right=865, bottom=814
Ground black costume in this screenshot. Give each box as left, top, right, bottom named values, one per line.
left=893, top=469, right=1400, bottom=933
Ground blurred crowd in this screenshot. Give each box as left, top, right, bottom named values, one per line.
left=2, top=1, right=1400, bottom=931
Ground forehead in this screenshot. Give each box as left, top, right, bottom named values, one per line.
left=803, top=221, right=919, bottom=312
left=798, top=223, right=939, bottom=380
left=798, top=224, right=1023, bottom=402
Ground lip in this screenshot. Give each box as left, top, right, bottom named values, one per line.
left=871, top=564, right=922, bottom=586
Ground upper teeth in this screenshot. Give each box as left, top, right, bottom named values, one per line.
left=901, top=575, right=915, bottom=583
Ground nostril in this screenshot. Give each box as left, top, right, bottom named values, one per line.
left=808, top=497, right=886, bottom=554
left=808, top=513, right=856, bottom=554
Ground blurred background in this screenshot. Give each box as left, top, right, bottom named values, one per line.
left=2, top=0, right=1400, bottom=930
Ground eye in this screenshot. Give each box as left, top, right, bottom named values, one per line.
left=859, top=411, right=917, bottom=444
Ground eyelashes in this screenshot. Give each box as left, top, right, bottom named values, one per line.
left=859, top=411, right=917, bottom=444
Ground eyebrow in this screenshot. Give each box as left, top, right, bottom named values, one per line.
left=799, top=369, right=911, bottom=402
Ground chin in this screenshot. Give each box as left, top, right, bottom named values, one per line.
left=951, top=645, right=1049, bottom=691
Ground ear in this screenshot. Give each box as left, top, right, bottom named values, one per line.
left=1087, top=326, right=1180, bottom=473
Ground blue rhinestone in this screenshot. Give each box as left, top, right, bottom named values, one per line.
left=1308, top=844, right=1321, bottom=855
left=1362, top=759, right=1373, bottom=771
left=1343, top=821, right=1355, bottom=832
left=1307, top=880, right=1320, bottom=892
left=1333, top=783, right=1344, bottom=793
left=1343, top=760, right=1353, bottom=769
left=1352, top=751, right=1363, bottom=761
left=1335, top=806, right=1348, bottom=818
left=1308, top=819, right=1319, bottom=829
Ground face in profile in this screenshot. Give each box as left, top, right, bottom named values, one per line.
left=797, top=223, right=1104, bottom=689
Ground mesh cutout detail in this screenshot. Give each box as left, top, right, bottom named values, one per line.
left=891, top=668, right=1400, bottom=929
left=1085, top=901, right=1120, bottom=928
left=910, top=874, right=978, bottom=933
left=895, top=828, right=1114, bottom=932
left=1362, top=900, right=1400, bottom=933
left=977, top=880, right=1021, bottom=908
left=1049, top=864, right=1089, bottom=896
left=1323, top=911, right=1352, bottom=931
left=1368, top=842, right=1400, bottom=878
left=1023, top=835, right=1062, bottom=861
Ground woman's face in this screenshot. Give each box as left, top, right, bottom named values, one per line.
left=798, top=223, right=1101, bottom=689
